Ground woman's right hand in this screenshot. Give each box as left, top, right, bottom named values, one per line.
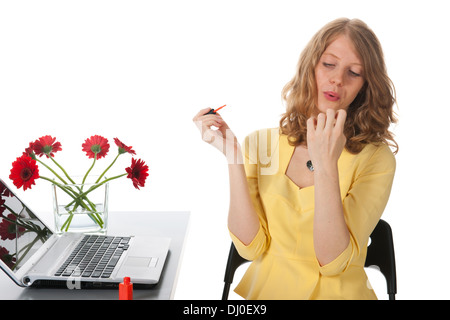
left=192, top=107, right=241, bottom=163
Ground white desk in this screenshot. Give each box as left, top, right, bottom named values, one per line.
left=0, top=211, right=190, bottom=300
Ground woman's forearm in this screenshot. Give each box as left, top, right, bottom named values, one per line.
left=227, top=150, right=260, bottom=245
left=313, top=163, right=350, bottom=266
left=192, top=109, right=259, bottom=245
left=307, top=109, right=350, bottom=266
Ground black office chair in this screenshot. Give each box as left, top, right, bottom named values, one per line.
left=222, top=219, right=397, bottom=300
left=364, top=219, right=397, bottom=300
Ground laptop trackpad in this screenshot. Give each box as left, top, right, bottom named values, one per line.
left=124, top=256, right=158, bottom=268
left=115, top=236, right=170, bottom=283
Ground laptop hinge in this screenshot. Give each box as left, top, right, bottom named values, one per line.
left=15, top=234, right=63, bottom=286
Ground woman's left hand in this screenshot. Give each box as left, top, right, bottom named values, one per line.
left=306, top=109, right=347, bottom=172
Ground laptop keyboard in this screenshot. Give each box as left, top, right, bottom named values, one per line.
left=54, top=235, right=130, bottom=279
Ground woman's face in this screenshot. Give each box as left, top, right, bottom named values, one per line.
left=315, top=34, right=365, bottom=114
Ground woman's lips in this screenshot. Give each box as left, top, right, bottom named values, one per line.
left=324, top=91, right=340, bottom=102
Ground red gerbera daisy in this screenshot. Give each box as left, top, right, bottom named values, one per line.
left=32, top=135, right=62, bottom=158
left=9, top=155, right=40, bottom=191
left=23, top=142, right=37, bottom=160
left=125, top=158, right=149, bottom=190
left=0, top=214, right=25, bottom=240
left=114, top=138, right=136, bottom=155
left=82, top=135, right=110, bottom=160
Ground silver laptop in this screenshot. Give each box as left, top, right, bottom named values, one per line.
left=0, top=178, right=170, bottom=289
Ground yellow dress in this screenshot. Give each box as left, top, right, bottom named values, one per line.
left=229, top=128, right=396, bottom=300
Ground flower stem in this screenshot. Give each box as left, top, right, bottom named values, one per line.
left=40, top=176, right=91, bottom=212
left=61, top=213, right=74, bottom=231
left=36, top=159, right=68, bottom=185
left=79, top=173, right=126, bottom=199
left=49, top=156, right=76, bottom=184
left=96, top=153, right=120, bottom=183
left=82, top=154, right=97, bottom=185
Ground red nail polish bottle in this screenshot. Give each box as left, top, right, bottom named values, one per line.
left=119, top=277, right=133, bottom=300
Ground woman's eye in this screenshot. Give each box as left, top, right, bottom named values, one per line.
left=349, top=70, right=361, bottom=77
left=323, top=62, right=334, bottom=67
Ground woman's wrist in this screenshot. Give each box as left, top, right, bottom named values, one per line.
left=225, top=142, right=243, bottom=165
left=312, top=159, right=339, bottom=177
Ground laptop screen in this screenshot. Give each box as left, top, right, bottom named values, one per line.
left=0, top=180, right=52, bottom=274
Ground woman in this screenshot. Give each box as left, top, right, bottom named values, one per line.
left=193, top=18, right=397, bottom=300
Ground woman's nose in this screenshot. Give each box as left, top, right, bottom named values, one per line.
left=330, top=70, right=344, bottom=86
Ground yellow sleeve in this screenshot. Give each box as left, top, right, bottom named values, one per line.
left=229, top=131, right=271, bottom=261
left=318, top=144, right=396, bottom=276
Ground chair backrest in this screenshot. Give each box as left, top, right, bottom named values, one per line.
left=364, top=219, right=397, bottom=300
left=222, top=219, right=397, bottom=300
left=222, top=243, right=250, bottom=300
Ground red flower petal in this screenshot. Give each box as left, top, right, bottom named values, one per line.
left=82, top=135, right=110, bottom=160
left=23, top=142, right=37, bottom=160
left=125, top=158, right=149, bottom=190
left=113, top=138, right=136, bottom=155
left=9, top=155, right=40, bottom=191
left=32, top=135, right=62, bottom=158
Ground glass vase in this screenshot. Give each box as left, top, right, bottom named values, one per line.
left=52, top=177, right=109, bottom=235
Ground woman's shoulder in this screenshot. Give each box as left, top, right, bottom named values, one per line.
left=353, top=142, right=396, bottom=173
left=360, top=142, right=395, bottom=160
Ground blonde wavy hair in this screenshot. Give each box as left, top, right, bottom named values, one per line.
left=280, top=18, right=398, bottom=154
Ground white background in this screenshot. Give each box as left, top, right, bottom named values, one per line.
left=1, top=0, right=449, bottom=300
